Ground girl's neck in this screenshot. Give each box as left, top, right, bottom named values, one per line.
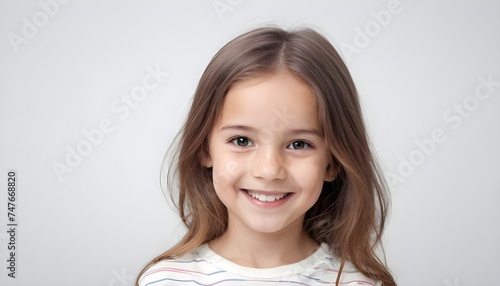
left=208, top=218, right=319, bottom=268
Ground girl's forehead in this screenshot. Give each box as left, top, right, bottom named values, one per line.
left=215, top=71, right=320, bottom=129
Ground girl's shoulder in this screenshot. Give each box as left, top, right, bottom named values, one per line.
left=138, top=244, right=220, bottom=286
left=138, top=243, right=378, bottom=286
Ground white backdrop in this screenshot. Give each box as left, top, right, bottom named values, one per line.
left=0, top=1, right=499, bottom=285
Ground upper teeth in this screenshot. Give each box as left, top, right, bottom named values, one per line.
left=246, top=190, right=287, bottom=202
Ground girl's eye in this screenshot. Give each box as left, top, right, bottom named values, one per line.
left=288, top=140, right=310, bottom=150
left=231, top=137, right=254, bottom=147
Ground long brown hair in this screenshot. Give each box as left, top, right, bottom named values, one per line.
left=137, top=26, right=396, bottom=286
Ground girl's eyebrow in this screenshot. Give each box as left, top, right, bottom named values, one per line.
left=219, top=124, right=322, bottom=138
left=288, top=129, right=322, bottom=138
left=220, top=124, right=255, bottom=133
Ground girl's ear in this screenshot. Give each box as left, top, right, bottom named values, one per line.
left=201, top=142, right=213, bottom=168
left=324, top=163, right=339, bottom=182
left=202, top=153, right=213, bottom=168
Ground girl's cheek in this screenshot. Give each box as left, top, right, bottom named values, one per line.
left=290, top=158, right=326, bottom=181
left=212, top=159, right=242, bottom=188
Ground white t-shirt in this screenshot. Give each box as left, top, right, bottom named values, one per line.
left=139, top=243, right=379, bottom=285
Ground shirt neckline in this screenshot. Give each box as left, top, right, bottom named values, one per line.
left=195, top=242, right=333, bottom=279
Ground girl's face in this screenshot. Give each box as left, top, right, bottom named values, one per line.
left=205, top=71, right=333, bottom=236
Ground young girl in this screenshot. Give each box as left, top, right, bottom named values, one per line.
left=137, top=26, right=396, bottom=286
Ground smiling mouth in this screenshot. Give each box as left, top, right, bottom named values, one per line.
left=243, top=189, right=291, bottom=202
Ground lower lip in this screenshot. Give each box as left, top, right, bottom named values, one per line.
left=241, top=189, right=293, bottom=209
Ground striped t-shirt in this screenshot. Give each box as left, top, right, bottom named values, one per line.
left=139, top=243, right=379, bottom=285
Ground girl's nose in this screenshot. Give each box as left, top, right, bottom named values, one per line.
left=251, top=147, right=286, bottom=181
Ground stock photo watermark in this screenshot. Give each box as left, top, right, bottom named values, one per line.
left=108, top=267, right=135, bottom=286
left=443, top=277, right=463, bottom=286
left=213, top=0, right=243, bottom=21
left=7, top=0, right=71, bottom=53
left=5, top=170, right=18, bottom=278
left=340, top=0, right=406, bottom=61
left=51, top=65, right=169, bottom=182
left=388, top=74, right=499, bottom=186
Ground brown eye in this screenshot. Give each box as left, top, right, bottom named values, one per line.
left=231, top=137, right=254, bottom=147
left=288, top=141, right=310, bottom=150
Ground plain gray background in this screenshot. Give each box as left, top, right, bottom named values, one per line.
left=0, top=0, right=499, bottom=285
